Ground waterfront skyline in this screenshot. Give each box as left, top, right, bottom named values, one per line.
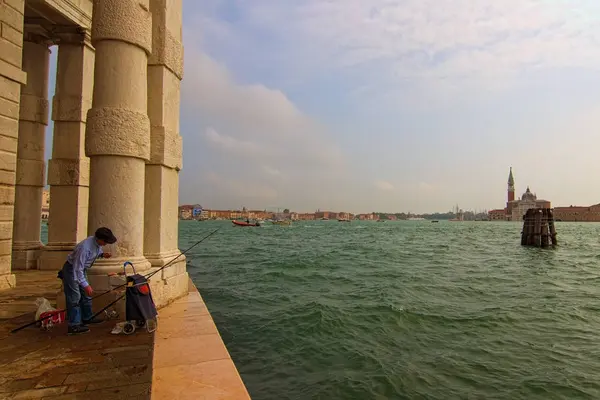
left=42, top=1, right=600, bottom=214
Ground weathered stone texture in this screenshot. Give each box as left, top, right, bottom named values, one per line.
left=143, top=0, right=186, bottom=303
left=12, top=40, right=49, bottom=271
left=91, top=0, right=152, bottom=54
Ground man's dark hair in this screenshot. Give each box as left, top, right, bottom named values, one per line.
left=95, top=227, right=117, bottom=244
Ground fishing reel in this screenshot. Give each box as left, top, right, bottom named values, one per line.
left=104, top=309, right=119, bottom=320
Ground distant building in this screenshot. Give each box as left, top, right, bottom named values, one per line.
left=192, top=204, right=203, bottom=218
left=509, top=186, right=551, bottom=221
left=179, top=205, right=193, bottom=219
left=296, top=213, right=316, bottom=220
left=489, top=168, right=551, bottom=221
left=356, top=213, right=376, bottom=220
left=314, top=211, right=337, bottom=220
left=553, top=204, right=600, bottom=222
left=488, top=209, right=506, bottom=221
left=41, top=189, right=50, bottom=220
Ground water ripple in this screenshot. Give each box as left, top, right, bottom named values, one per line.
left=182, top=220, right=600, bottom=400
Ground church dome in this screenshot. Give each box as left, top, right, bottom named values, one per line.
left=521, top=187, right=537, bottom=201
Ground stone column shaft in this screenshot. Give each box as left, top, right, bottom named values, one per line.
left=40, top=32, right=94, bottom=270
left=85, top=0, right=153, bottom=284
left=0, top=0, right=27, bottom=288
left=12, top=39, right=50, bottom=270
left=145, top=0, right=183, bottom=264
left=144, top=0, right=188, bottom=305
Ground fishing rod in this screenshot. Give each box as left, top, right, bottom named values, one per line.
left=89, top=293, right=126, bottom=321
left=10, top=228, right=221, bottom=334
left=91, top=227, right=221, bottom=301
left=87, top=227, right=221, bottom=320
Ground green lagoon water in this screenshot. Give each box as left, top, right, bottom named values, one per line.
left=46, top=221, right=600, bottom=399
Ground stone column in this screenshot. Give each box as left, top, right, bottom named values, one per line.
left=143, top=0, right=188, bottom=305
left=84, top=0, right=152, bottom=285
left=12, top=37, right=51, bottom=270
left=0, top=0, right=27, bottom=288
left=39, top=31, right=94, bottom=270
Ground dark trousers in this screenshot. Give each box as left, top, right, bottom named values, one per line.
left=61, top=262, right=93, bottom=326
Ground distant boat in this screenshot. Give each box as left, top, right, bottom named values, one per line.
left=272, top=220, right=291, bottom=226
left=232, top=220, right=260, bottom=227
left=338, top=219, right=351, bottom=222
left=377, top=219, right=386, bottom=223
left=431, top=220, right=439, bottom=223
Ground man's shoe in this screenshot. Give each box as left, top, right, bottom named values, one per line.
left=68, top=325, right=90, bottom=335
left=82, top=317, right=104, bottom=325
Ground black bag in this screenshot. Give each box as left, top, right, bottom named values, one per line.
left=125, top=274, right=158, bottom=322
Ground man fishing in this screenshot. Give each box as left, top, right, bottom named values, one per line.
left=59, top=227, right=117, bottom=335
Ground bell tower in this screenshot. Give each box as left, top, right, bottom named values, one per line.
left=507, top=167, right=515, bottom=202
left=506, top=167, right=515, bottom=218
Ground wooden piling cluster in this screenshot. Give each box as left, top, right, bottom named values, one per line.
left=521, top=208, right=557, bottom=247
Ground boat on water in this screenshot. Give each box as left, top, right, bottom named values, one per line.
left=232, top=220, right=260, bottom=227
left=377, top=219, right=386, bottom=223
left=431, top=220, right=439, bottom=223
left=338, top=219, right=351, bottom=222
left=272, top=220, right=291, bottom=226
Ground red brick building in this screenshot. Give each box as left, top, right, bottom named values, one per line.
left=488, top=209, right=506, bottom=221
left=553, top=204, right=600, bottom=222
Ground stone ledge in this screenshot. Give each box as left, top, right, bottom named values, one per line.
left=151, top=279, right=251, bottom=399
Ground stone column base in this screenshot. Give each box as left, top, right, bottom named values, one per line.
left=148, top=259, right=189, bottom=309
left=12, top=243, right=42, bottom=270
left=0, top=274, right=16, bottom=291
left=145, top=249, right=184, bottom=269
left=39, top=246, right=73, bottom=271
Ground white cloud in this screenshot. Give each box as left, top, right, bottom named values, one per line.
left=417, top=182, right=436, bottom=193
left=374, top=180, right=394, bottom=191
left=203, top=127, right=263, bottom=157
left=192, top=1, right=600, bottom=85
left=262, top=165, right=283, bottom=177
left=204, top=172, right=279, bottom=202
left=179, top=1, right=600, bottom=213
left=184, top=51, right=343, bottom=170
left=179, top=49, right=351, bottom=211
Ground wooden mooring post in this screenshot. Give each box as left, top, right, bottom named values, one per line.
left=521, top=208, right=557, bottom=247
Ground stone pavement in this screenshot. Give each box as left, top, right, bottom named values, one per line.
left=0, top=271, right=251, bottom=399
left=0, top=271, right=60, bottom=321
left=0, top=272, right=153, bottom=399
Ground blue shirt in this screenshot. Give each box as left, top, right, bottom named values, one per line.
left=66, top=236, right=104, bottom=288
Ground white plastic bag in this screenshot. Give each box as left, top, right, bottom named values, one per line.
left=34, top=297, right=55, bottom=321
left=111, top=322, right=126, bottom=334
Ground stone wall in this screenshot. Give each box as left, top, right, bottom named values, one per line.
left=0, top=0, right=26, bottom=289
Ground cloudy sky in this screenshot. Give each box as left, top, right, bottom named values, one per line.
left=46, top=1, right=600, bottom=213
